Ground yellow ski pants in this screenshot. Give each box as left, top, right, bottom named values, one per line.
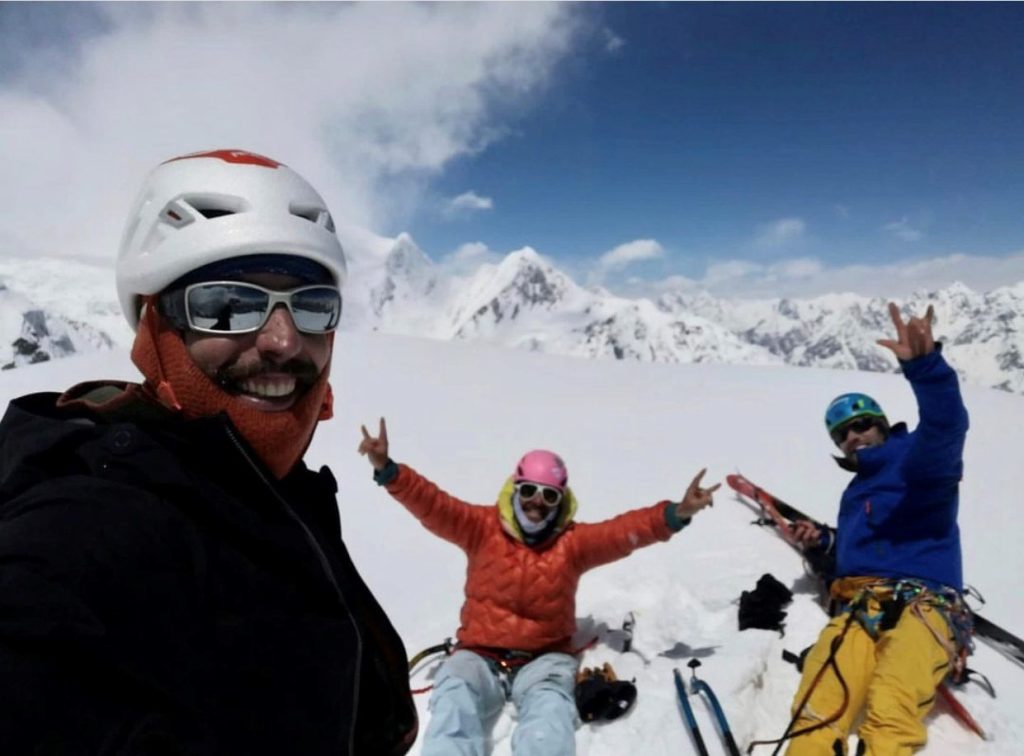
left=785, top=597, right=953, bottom=756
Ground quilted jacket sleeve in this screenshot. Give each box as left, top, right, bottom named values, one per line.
left=384, top=464, right=491, bottom=552
left=569, top=501, right=675, bottom=573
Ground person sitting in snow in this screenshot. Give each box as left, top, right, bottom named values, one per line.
left=359, top=418, right=718, bottom=756
left=783, top=302, right=971, bottom=756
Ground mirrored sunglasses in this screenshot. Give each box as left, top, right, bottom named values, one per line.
left=831, top=416, right=877, bottom=446
left=183, top=281, right=342, bottom=335
left=515, top=481, right=563, bottom=507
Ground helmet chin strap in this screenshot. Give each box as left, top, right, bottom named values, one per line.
left=141, top=297, right=183, bottom=412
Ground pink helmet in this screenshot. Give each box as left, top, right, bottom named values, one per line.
left=514, top=450, right=568, bottom=490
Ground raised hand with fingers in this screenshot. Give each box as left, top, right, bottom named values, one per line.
left=877, top=302, right=936, bottom=362
left=358, top=417, right=389, bottom=471
left=677, top=468, right=721, bottom=520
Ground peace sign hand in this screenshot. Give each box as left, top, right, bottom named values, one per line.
left=358, top=417, right=390, bottom=471
left=877, top=302, right=936, bottom=362
left=677, top=468, right=721, bottom=520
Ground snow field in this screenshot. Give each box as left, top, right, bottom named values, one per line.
left=1, top=331, right=1021, bottom=754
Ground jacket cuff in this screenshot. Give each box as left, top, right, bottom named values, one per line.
left=373, top=459, right=400, bottom=486
left=899, top=343, right=944, bottom=377
left=664, top=501, right=692, bottom=533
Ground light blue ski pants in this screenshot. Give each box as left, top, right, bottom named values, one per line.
left=421, top=649, right=579, bottom=756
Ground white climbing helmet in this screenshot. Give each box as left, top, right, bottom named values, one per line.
left=116, top=149, right=347, bottom=330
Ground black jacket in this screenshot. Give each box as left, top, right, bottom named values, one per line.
left=0, top=388, right=417, bottom=755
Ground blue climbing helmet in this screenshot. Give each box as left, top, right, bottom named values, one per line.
left=824, top=392, right=888, bottom=444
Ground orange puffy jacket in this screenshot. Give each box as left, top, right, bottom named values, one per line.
left=385, top=464, right=679, bottom=653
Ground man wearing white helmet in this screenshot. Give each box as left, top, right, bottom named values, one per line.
left=0, top=150, right=416, bottom=754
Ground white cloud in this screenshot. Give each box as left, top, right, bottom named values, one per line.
left=450, top=241, right=494, bottom=263
left=442, top=191, right=494, bottom=219
left=884, top=216, right=925, bottom=242
left=599, top=239, right=664, bottom=270
left=588, top=239, right=664, bottom=285
left=632, top=250, right=1024, bottom=300
left=0, top=3, right=580, bottom=263
left=755, top=217, right=806, bottom=247
left=603, top=28, right=625, bottom=53
left=439, top=241, right=503, bottom=276
left=616, top=273, right=701, bottom=299
left=704, top=259, right=762, bottom=287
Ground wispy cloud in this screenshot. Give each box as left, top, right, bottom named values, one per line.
left=442, top=191, right=494, bottom=219
left=0, top=3, right=581, bottom=263
left=755, top=217, right=806, bottom=247
left=599, top=239, right=664, bottom=269
left=602, top=28, right=625, bottom=54
left=884, top=216, right=924, bottom=242
left=590, top=239, right=664, bottom=284
left=620, top=250, right=1024, bottom=300
left=439, top=241, right=503, bottom=276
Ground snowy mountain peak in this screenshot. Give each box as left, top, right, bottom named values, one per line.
left=1, top=244, right=1023, bottom=394
left=386, top=233, right=433, bottom=275
left=368, top=234, right=437, bottom=320
left=485, top=247, right=578, bottom=309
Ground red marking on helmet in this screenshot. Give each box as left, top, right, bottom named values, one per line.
left=865, top=500, right=872, bottom=515
left=163, top=149, right=281, bottom=168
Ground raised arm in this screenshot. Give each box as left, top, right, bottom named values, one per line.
left=358, top=418, right=488, bottom=549
left=571, top=468, right=718, bottom=572
left=877, top=303, right=968, bottom=485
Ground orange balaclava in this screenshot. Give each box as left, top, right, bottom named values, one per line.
left=131, top=298, right=333, bottom=479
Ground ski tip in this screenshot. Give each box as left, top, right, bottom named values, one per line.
left=725, top=473, right=752, bottom=493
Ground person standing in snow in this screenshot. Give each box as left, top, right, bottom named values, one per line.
left=359, top=418, right=718, bottom=756
left=784, top=302, right=970, bottom=756
left=0, top=150, right=416, bottom=754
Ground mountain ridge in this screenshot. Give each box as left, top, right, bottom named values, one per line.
left=2, top=237, right=1022, bottom=393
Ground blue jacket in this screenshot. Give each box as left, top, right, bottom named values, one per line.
left=835, top=348, right=968, bottom=591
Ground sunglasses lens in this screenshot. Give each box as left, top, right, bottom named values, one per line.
left=518, top=483, right=538, bottom=499
left=188, top=283, right=269, bottom=332
left=832, top=417, right=875, bottom=444
left=541, top=487, right=562, bottom=505
left=291, top=287, right=342, bottom=332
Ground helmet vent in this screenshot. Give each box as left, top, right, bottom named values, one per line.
left=183, top=193, right=244, bottom=221
left=291, top=204, right=335, bottom=232
left=195, top=207, right=236, bottom=220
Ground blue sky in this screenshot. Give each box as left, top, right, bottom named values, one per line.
left=419, top=3, right=1024, bottom=285
left=1, top=3, right=1023, bottom=299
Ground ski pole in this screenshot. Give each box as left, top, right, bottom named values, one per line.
left=674, top=668, right=709, bottom=756
left=688, top=659, right=741, bottom=756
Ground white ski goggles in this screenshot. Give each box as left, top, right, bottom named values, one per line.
left=515, top=481, right=563, bottom=507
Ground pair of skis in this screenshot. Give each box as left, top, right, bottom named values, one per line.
left=725, top=473, right=1022, bottom=742
left=673, top=659, right=741, bottom=756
